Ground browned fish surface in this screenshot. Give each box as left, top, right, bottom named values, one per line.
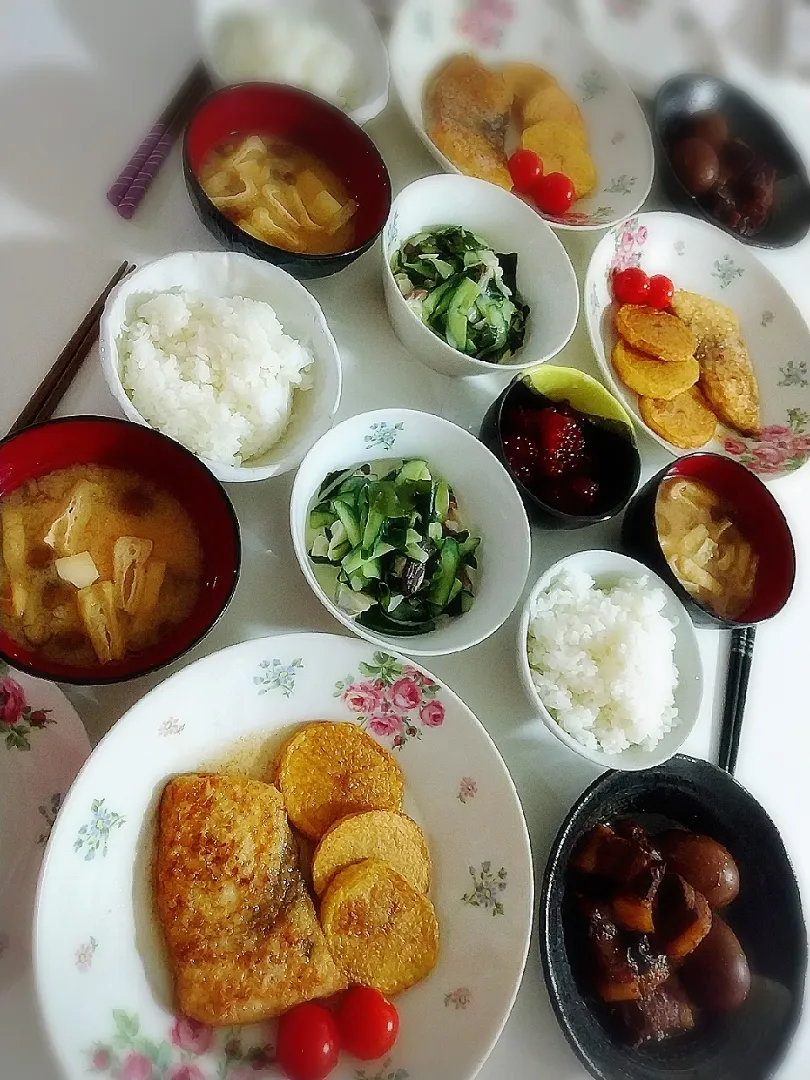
left=425, top=54, right=513, bottom=190
left=155, top=774, right=346, bottom=1025
left=671, top=290, right=760, bottom=435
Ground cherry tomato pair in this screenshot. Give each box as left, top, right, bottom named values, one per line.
left=276, top=988, right=400, bottom=1080
left=508, top=150, right=575, bottom=217
left=612, top=267, right=675, bottom=309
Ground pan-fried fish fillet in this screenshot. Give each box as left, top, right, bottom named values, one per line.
left=155, top=774, right=346, bottom=1025
left=671, top=289, right=760, bottom=435
left=425, top=54, right=513, bottom=190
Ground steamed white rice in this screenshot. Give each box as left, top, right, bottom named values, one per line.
left=527, top=569, right=679, bottom=755
left=119, top=290, right=314, bottom=468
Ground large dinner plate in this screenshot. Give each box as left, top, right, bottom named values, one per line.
left=389, top=0, right=654, bottom=231
left=0, top=663, right=90, bottom=1080
left=585, top=211, right=810, bottom=479
left=34, top=633, right=533, bottom=1080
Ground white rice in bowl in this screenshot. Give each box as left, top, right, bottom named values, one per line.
left=118, top=290, right=314, bottom=468
left=526, top=569, right=679, bottom=755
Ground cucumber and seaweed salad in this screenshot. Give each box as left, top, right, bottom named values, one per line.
left=391, top=225, right=529, bottom=364
left=307, top=459, right=480, bottom=637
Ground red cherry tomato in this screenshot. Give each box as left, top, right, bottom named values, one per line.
left=336, top=987, right=399, bottom=1061
left=646, top=273, right=675, bottom=309
left=508, top=149, right=543, bottom=194
left=276, top=1003, right=340, bottom=1080
left=612, top=267, right=650, bottom=305
left=532, top=172, right=575, bottom=216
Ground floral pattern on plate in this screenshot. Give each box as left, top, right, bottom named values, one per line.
left=355, top=1061, right=409, bottom=1080
left=37, top=792, right=63, bottom=844
left=723, top=413, right=810, bottom=476
left=254, top=658, right=304, bottom=698
left=86, top=1013, right=275, bottom=1080
left=444, top=987, right=472, bottom=1010
left=456, top=0, right=514, bottom=48
left=75, top=937, right=98, bottom=973
left=335, top=651, right=444, bottom=748
left=457, top=776, right=478, bottom=803
left=462, top=861, right=508, bottom=916
left=74, top=799, right=125, bottom=861
left=0, top=664, right=55, bottom=750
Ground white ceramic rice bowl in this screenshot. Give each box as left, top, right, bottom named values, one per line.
left=518, top=550, right=703, bottom=771
left=196, top=0, right=389, bottom=126
left=291, top=408, right=532, bottom=656
left=99, top=251, right=342, bottom=484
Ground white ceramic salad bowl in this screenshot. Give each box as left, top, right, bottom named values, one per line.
left=196, top=0, right=389, bottom=126
left=584, top=212, right=810, bottom=479
left=99, top=251, right=342, bottom=484
left=34, top=633, right=534, bottom=1080
left=518, top=550, right=703, bottom=772
left=290, top=409, right=531, bottom=656
left=389, top=0, right=654, bottom=231
left=382, top=174, right=579, bottom=378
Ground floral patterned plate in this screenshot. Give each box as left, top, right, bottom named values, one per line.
left=388, top=0, right=654, bottom=231
left=0, top=663, right=90, bottom=1080
left=584, top=211, right=810, bottom=478
left=34, top=633, right=533, bottom=1080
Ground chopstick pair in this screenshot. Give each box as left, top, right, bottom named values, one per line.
left=107, top=62, right=209, bottom=221
left=717, top=626, right=757, bottom=776
left=7, top=262, right=135, bottom=438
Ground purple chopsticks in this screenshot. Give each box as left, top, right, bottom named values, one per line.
left=107, top=62, right=209, bottom=220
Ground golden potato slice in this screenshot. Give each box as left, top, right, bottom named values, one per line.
left=312, top=811, right=431, bottom=897
left=521, top=121, right=596, bottom=198
left=615, top=305, right=697, bottom=364
left=277, top=723, right=404, bottom=840
left=501, top=62, right=557, bottom=107
left=320, top=859, right=439, bottom=996
left=612, top=339, right=700, bottom=401
left=522, top=83, right=587, bottom=135
left=640, top=388, right=718, bottom=449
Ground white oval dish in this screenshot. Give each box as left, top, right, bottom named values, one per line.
left=34, top=633, right=533, bottom=1080
left=99, top=251, right=342, bottom=484
left=518, top=550, right=703, bottom=772
left=291, top=409, right=532, bottom=656
left=584, top=211, right=810, bottom=479
left=196, top=0, right=389, bottom=126
left=389, top=0, right=654, bottom=231
left=382, top=174, right=579, bottom=377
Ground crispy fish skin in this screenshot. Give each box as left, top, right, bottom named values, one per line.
left=155, top=774, right=346, bottom=1025
left=671, top=290, right=741, bottom=340
left=425, top=54, right=513, bottom=190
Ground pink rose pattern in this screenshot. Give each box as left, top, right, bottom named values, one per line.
left=336, top=653, right=444, bottom=748
left=0, top=668, right=55, bottom=751
left=457, top=0, right=515, bottom=48
left=722, top=412, right=810, bottom=476
left=87, top=1013, right=275, bottom=1078
left=609, top=217, right=648, bottom=274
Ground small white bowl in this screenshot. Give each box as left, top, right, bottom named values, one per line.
left=518, top=550, right=703, bottom=771
left=382, top=175, right=579, bottom=378
left=389, top=0, right=654, bottom=231
left=196, top=0, right=389, bottom=127
left=290, top=408, right=532, bottom=656
left=99, top=251, right=342, bottom=484
left=584, top=211, right=810, bottom=480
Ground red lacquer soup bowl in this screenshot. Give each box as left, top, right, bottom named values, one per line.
left=621, top=452, right=795, bottom=628
left=0, top=417, right=241, bottom=684
left=184, top=82, right=392, bottom=280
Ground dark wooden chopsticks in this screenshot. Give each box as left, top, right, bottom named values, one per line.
left=717, top=625, right=757, bottom=775
left=108, top=62, right=210, bottom=220
left=7, top=261, right=135, bottom=438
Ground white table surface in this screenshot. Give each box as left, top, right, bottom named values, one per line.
left=1, top=1, right=808, bottom=1077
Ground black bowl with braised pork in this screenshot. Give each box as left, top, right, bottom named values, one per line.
left=541, top=755, right=806, bottom=1080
